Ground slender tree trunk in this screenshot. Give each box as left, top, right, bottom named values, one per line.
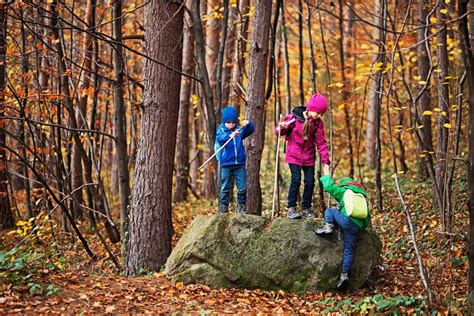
left=71, top=0, right=96, bottom=220
left=174, top=0, right=195, bottom=203
left=297, top=0, right=304, bottom=105
left=112, top=0, right=131, bottom=242
left=191, top=0, right=217, bottom=199
left=230, top=0, right=250, bottom=111
left=245, top=0, right=272, bottom=216
left=459, top=0, right=474, bottom=311
left=126, top=0, right=183, bottom=275
left=281, top=1, right=291, bottom=113
left=416, top=0, right=433, bottom=179
left=221, top=1, right=237, bottom=106
left=0, top=3, right=13, bottom=229
left=338, top=0, right=354, bottom=179
left=436, top=2, right=450, bottom=230
left=365, top=0, right=384, bottom=169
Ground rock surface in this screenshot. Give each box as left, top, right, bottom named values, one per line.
left=165, top=214, right=381, bottom=293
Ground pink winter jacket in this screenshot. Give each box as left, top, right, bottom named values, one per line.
left=275, top=112, right=331, bottom=167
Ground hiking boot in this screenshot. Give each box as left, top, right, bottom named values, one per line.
left=237, top=203, right=247, bottom=214
left=301, top=207, right=316, bottom=219
left=315, top=222, right=334, bottom=235
left=218, top=205, right=229, bottom=214
left=287, top=207, right=302, bottom=219
left=337, top=272, right=349, bottom=289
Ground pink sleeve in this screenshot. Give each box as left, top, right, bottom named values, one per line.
left=275, top=114, right=294, bottom=136
left=315, top=119, right=331, bottom=165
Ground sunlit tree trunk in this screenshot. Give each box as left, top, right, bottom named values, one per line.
left=174, top=0, right=195, bottom=203
left=0, top=3, right=13, bottom=229
left=297, top=0, right=304, bottom=105
left=127, top=0, right=183, bottom=275
left=245, top=0, right=272, bottom=215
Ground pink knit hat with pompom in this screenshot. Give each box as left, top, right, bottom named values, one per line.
left=306, top=93, right=328, bottom=114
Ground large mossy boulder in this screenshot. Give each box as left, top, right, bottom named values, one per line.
left=165, top=214, right=381, bottom=293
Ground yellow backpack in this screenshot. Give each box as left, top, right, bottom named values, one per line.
left=343, top=189, right=368, bottom=219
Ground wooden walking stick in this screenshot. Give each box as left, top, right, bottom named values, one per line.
left=272, top=114, right=283, bottom=219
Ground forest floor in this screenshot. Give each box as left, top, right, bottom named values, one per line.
left=0, top=174, right=469, bottom=313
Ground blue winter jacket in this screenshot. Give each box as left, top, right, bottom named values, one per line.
left=215, top=122, right=255, bottom=167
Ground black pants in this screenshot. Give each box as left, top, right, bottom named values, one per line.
left=287, top=164, right=315, bottom=209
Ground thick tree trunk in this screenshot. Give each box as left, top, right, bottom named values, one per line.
left=112, top=0, right=131, bottom=241
left=174, top=0, right=195, bottom=203
left=0, top=3, right=13, bottom=229
left=245, top=0, right=272, bottom=216
left=126, top=0, right=183, bottom=275
left=416, top=0, right=433, bottom=179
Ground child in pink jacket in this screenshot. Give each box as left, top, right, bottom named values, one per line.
left=276, top=93, right=331, bottom=219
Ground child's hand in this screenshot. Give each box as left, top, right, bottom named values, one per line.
left=241, top=120, right=249, bottom=126
left=278, top=121, right=287, bottom=128
left=323, top=164, right=330, bottom=176
left=230, top=130, right=240, bottom=138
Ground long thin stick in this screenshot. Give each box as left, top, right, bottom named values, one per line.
left=198, top=124, right=245, bottom=170
left=272, top=114, right=283, bottom=219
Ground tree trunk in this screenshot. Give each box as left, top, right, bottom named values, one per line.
left=436, top=2, right=450, bottom=230
left=245, top=0, right=272, bottom=216
left=459, top=0, right=474, bottom=311
left=281, top=1, right=291, bottom=113
left=112, top=0, right=131, bottom=242
left=126, top=0, right=183, bottom=275
left=71, top=0, right=96, bottom=220
left=297, top=0, right=304, bottom=105
left=365, top=0, right=384, bottom=169
left=416, top=0, right=433, bottom=179
left=174, top=0, right=195, bottom=203
left=230, top=0, right=250, bottom=111
left=221, top=0, right=236, bottom=106
left=0, top=3, right=13, bottom=229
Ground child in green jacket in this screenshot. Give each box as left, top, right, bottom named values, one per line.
left=315, top=166, right=370, bottom=289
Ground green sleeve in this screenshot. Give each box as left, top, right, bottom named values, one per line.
left=320, top=175, right=345, bottom=202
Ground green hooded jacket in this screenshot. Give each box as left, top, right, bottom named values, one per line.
left=320, top=175, right=370, bottom=229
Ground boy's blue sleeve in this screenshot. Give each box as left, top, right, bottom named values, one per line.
left=216, top=125, right=231, bottom=144
left=242, top=121, right=255, bottom=139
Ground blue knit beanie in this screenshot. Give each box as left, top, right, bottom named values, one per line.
left=221, top=106, right=238, bottom=123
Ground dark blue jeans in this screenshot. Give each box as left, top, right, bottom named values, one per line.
left=288, top=164, right=315, bottom=209
left=220, top=165, right=247, bottom=206
left=325, top=207, right=360, bottom=273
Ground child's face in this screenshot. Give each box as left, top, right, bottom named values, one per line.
left=225, top=121, right=237, bottom=129
left=307, top=111, right=322, bottom=119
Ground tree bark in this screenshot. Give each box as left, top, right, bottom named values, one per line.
left=221, top=1, right=237, bottom=106
left=0, top=2, right=13, bottom=229
left=416, top=0, right=433, bottom=179
left=459, top=0, right=474, bottom=311
left=245, top=0, right=272, bottom=216
left=297, top=0, right=304, bottom=105
left=126, top=0, right=183, bottom=275
left=230, top=0, right=250, bottom=111
left=436, top=2, right=450, bottom=230
left=365, top=0, right=384, bottom=169
left=112, top=0, right=131, bottom=242
left=174, top=0, right=195, bottom=203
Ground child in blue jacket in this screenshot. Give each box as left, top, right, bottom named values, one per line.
left=216, top=106, right=254, bottom=214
